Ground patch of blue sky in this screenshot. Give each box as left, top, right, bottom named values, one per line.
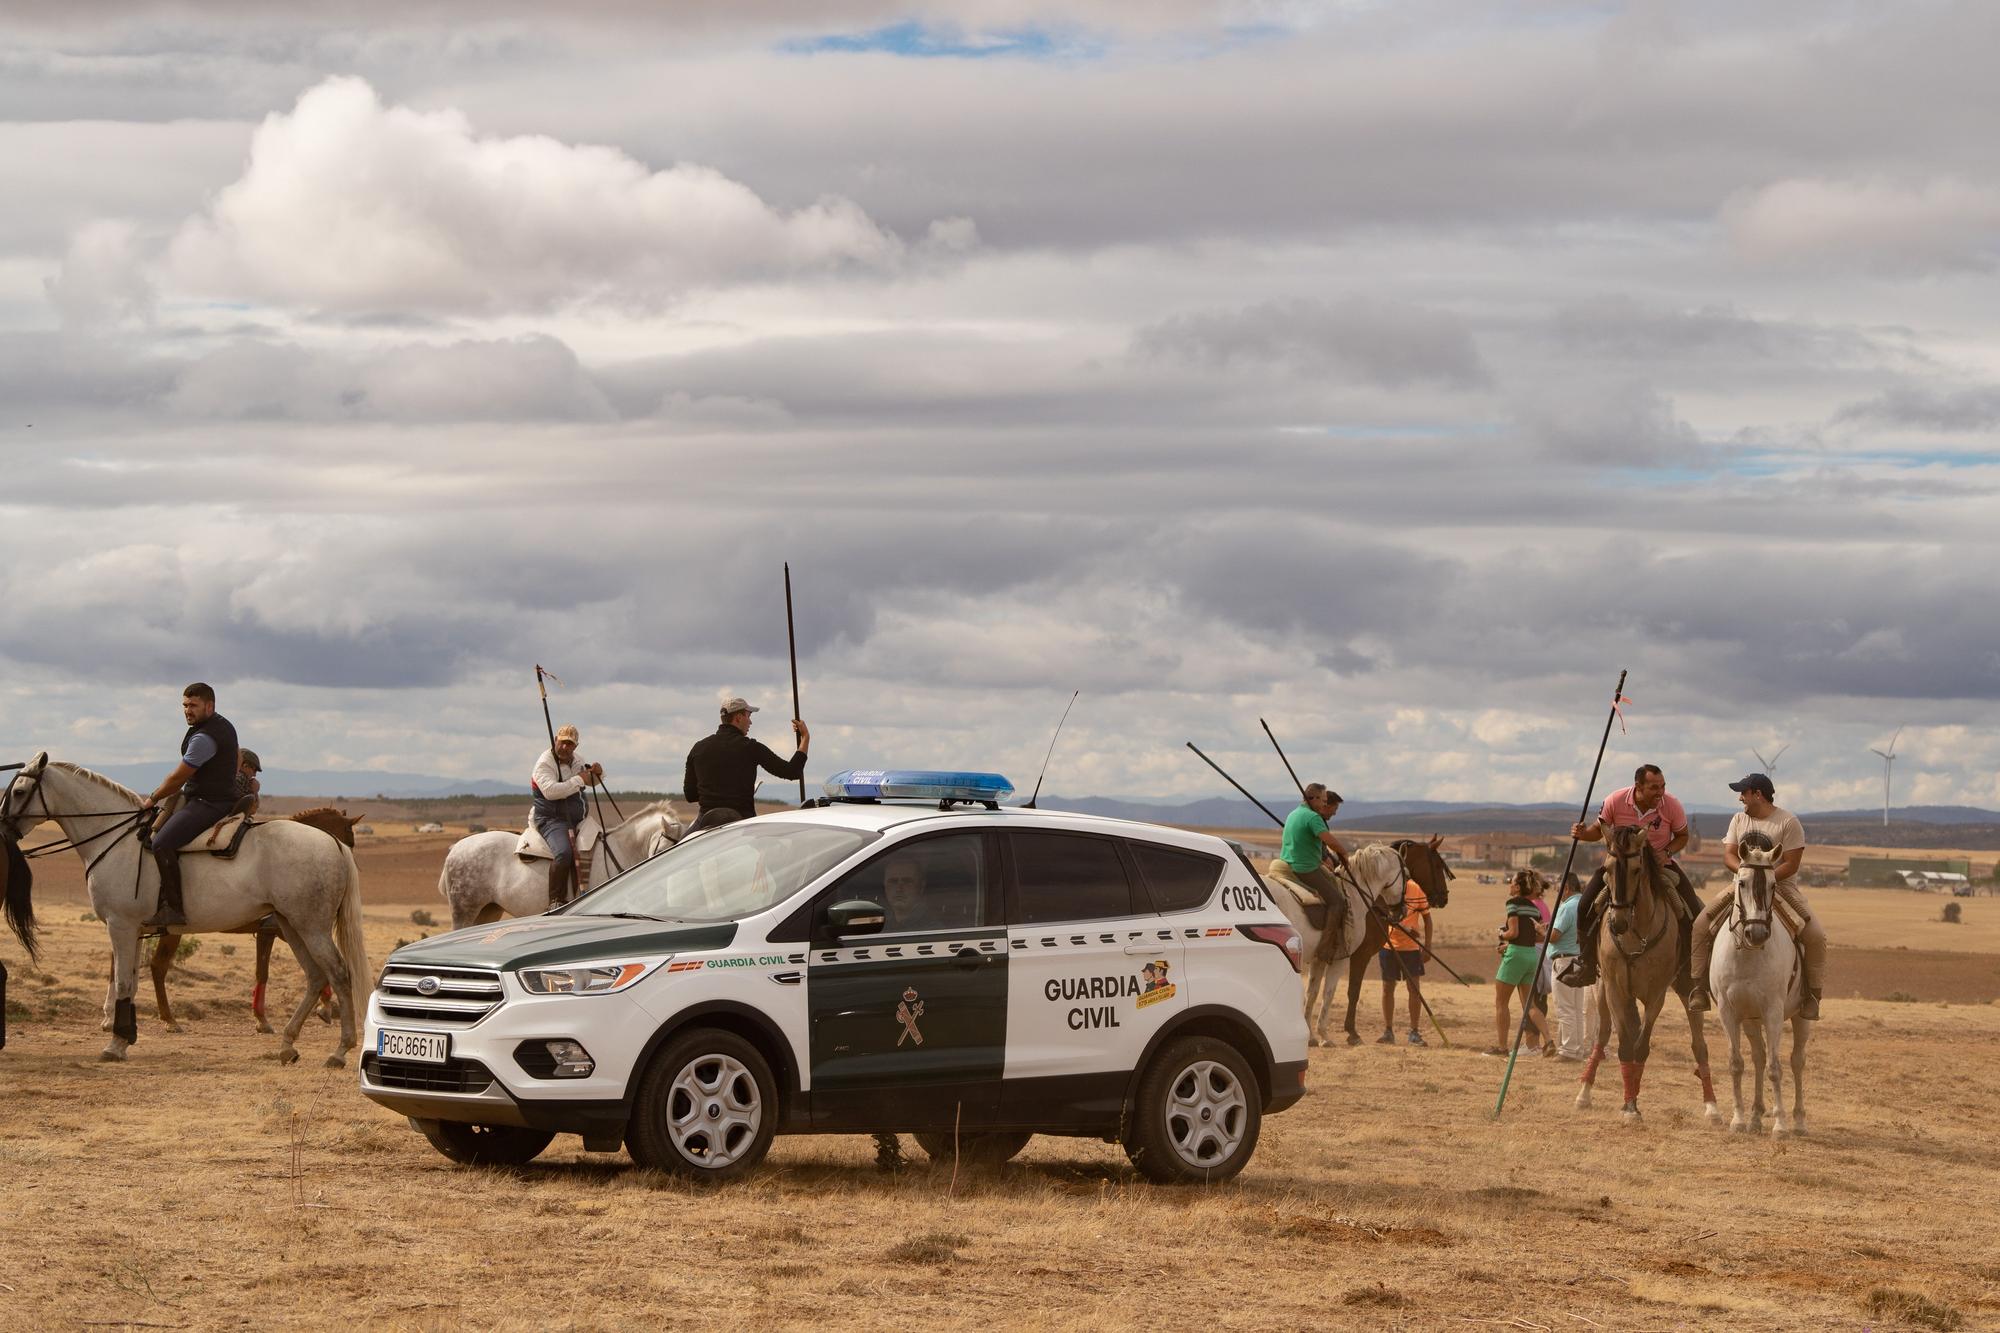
left=782, top=21, right=1102, bottom=61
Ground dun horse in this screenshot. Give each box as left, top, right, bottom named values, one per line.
left=1, top=755, right=368, bottom=1065
left=1266, top=837, right=1453, bottom=1046
left=1713, top=835, right=1812, bottom=1134
left=439, top=801, right=682, bottom=929
left=1573, top=825, right=1718, bottom=1121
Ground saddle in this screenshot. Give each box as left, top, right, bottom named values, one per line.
left=148, top=794, right=263, bottom=859
left=513, top=816, right=602, bottom=862
left=1265, top=859, right=1368, bottom=964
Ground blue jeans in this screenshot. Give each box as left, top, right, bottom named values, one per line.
left=533, top=813, right=579, bottom=867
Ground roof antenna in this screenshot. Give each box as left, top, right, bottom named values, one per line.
left=1023, top=690, right=1079, bottom=810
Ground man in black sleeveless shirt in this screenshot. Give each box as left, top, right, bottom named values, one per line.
left=140, top=682, right=240, bottom=928
left=683, top=696, right=809, bottom=822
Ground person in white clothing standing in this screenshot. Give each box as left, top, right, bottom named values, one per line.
left=1546, top=883, right=1597, bottom=1059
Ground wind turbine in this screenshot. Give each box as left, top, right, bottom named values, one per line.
left=1751, top=742, right=1790, bottom=773
left=1869, top=727, right=1904, bottom=827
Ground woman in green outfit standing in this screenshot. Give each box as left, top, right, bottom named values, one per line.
left=1490, top=871, right=1553, bottom=1055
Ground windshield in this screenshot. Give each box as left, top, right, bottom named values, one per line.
left=576, top=821, right=877, bottom=923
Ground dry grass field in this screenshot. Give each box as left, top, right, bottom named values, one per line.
left=5, top=830, right=2000, bottom=1331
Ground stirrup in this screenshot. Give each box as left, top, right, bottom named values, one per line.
left=1799, top=989, right=1820, bottom=1021
left=1557, top=957, right=1597, bottom=988
left=141, top=907, right=185, bottom=930
left=1686, top=982, right=1712, bottom=1013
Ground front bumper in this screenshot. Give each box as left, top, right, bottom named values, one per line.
left=360, top=979, right=660, bottom=1134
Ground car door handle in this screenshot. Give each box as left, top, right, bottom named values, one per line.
left=953, top=947, right=988, bottom=969
left=1123, top=942, right=1168, bottom=955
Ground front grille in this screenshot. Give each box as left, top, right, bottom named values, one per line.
left=376, top=964, right=504, bottom=1027
left=363, top=1052, right=495, bottom=1094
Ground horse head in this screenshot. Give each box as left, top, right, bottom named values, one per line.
left=1604, top=824, right=1658, bottom=938
left=1733, top=833, right=1780, bottom=949
left=1349, top=844, right=1406, bottom=911
left=1392, top=834, right=1452, bottom=909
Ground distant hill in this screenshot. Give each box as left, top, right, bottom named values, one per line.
left=84, top=763, right=525, bottom=800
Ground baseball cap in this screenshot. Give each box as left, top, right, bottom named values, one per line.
left=239, top=748, right=262, bottom=772
left=720, top=697, right=760, bottom=717
left=1728, top=773, right=1775, bottom=798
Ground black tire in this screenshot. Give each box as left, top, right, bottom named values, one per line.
left=416, top=1119, right=555, bottom=1167
left=1122, top=1035, right=1263, bottom=1185
left=912, top=1130, right=1033, bottom=1166
left=626, top=1028, right=777, bottom=1181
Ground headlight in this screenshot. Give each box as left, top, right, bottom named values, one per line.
left=517, top=961, right=658, bottom=995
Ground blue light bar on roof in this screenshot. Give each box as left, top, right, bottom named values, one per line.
left=824, top=770, right=1016, bottom=803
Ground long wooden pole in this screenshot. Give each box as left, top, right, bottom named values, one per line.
left=784, top=563, right=805, bottom=803
left=1492, top=668, right=1628, bottom=1118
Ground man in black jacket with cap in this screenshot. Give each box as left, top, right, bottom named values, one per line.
left=683, top=696, right=809, bottom=822
left=140, top=682, right=240, bottom=929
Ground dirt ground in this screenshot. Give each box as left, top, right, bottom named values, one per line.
left=5, top=831, right=2000, bottom=1330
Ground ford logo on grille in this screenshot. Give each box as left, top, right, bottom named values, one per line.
left=415, top=976, right=441, bottom=996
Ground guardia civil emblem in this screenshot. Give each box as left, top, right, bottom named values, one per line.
left=895, top=986, right=926, bottom=1047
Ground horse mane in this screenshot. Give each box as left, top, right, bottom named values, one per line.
left=290, top=807, right=360, bottom=849
left=48, top=761, right=142, bottom=805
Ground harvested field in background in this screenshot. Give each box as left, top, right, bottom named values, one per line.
left=5, top=833, right=2000, bottom=1329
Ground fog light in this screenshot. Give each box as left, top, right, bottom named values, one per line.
left=546, top=1040, right=594, bottom=1078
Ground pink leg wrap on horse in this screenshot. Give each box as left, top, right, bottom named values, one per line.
left=1697, top=1065, right=1715, bottom=1102
left=1581, top=1045, right=1605, bottom=1085
left=251, top=982, right=266, bottom=1017
left=1620, top=1061, right=1641, bottom=1104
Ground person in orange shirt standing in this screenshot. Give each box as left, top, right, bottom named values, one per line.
left=1376, top=875, right=1432, bottom=1046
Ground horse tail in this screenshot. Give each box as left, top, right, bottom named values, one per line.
left=334, top=846, right=371, bottom=1024
left=3, top=839, right=39, bottom=965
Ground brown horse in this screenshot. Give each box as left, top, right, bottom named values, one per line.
left=1573, top=826, right=1717, bottom=1122
left=141, top=807, right=363, bottom=1033
left=1328, top=835, right=1455, bottom=1045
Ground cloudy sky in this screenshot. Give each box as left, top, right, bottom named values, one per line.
left=3, top=1, right=1996, bottom=810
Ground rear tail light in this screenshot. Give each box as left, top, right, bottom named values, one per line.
left=1239, top=923, right=1303, bottom=974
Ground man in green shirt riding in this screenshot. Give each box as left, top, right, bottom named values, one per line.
left=1282, top=783, right=1357, bottom=937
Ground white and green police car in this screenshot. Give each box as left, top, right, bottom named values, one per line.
left=360, top=771, right=1309, bottom=1183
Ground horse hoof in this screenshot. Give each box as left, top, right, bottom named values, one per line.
left=1345, top=1033, right=1363, bottom=1047
left=1730, top=1120, right=1746, bottom=1133
left=1704, top=1104, right=1721, bottom=1123
left=277, top=1047, right=300, bottom=1066
left=1574, top=1089, right=1592, bottom=1110
left=1793, top=1122, right=1809, bottom=1137
left=99, top=1046, right=128, bottom=1063
left=1307, top=1035, right=1321, bottom=1048
left=163, top=1021, right=183, bottom=1034
left=255, top=1020, right=274, bottom=1035
left=1773, top=1124, right=1791, bottom=1138
left=323, top=1054, right=346, bottom=1070
left=1622, top=1107, right=1642, bottom=1124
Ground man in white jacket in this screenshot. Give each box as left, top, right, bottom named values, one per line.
left=532, top=724, right=602, bottom=906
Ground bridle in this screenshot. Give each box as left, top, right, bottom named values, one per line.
left=3, top=759, right=154, bottom=877
left=1605, top=828, right=1669, bottom=961
left=1732, top=854, right=1777, bottom=949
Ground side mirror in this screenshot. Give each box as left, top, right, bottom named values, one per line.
left=825, top=899, right=887, bottom=937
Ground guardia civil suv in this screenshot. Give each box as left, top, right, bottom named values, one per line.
left=360, top=771, right=1309, bottom=1183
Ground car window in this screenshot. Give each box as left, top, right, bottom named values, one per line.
left=1131, top=841, right=1225, bottom=913
left=824, top=833, right=989, bottom=935
left=578, top=822, right=876, bottom=923
left=1008, top=831, right=1138, bottom=925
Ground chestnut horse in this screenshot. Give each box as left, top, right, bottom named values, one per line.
left=141, top=807, right=364, bottom=1032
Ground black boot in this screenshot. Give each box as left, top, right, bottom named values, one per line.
left=1559, top=924, right=1599, bottom=988
left=142, top=849, right=186, bottom=929
left=547, top=859, right=571, bottom=908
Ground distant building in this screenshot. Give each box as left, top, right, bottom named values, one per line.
left=1848, top=855, right=1972, bottom=887
left=1896, top=870, right=1970, bottom=893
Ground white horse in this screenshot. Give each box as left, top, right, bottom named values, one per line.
left=1713, top=839, right=1812, bottom=1135
left=439, top=800, right=682, bottom=929
left=1262, top=844, right=1408, bottom=1046
left=1, top=754, right=369, bottom=1066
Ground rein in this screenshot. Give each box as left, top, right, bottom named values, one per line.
left=1606, top=840, right=1671, bottom=962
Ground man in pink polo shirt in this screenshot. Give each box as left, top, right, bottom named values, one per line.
left=1556, top=763, right=1705, bottom=988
